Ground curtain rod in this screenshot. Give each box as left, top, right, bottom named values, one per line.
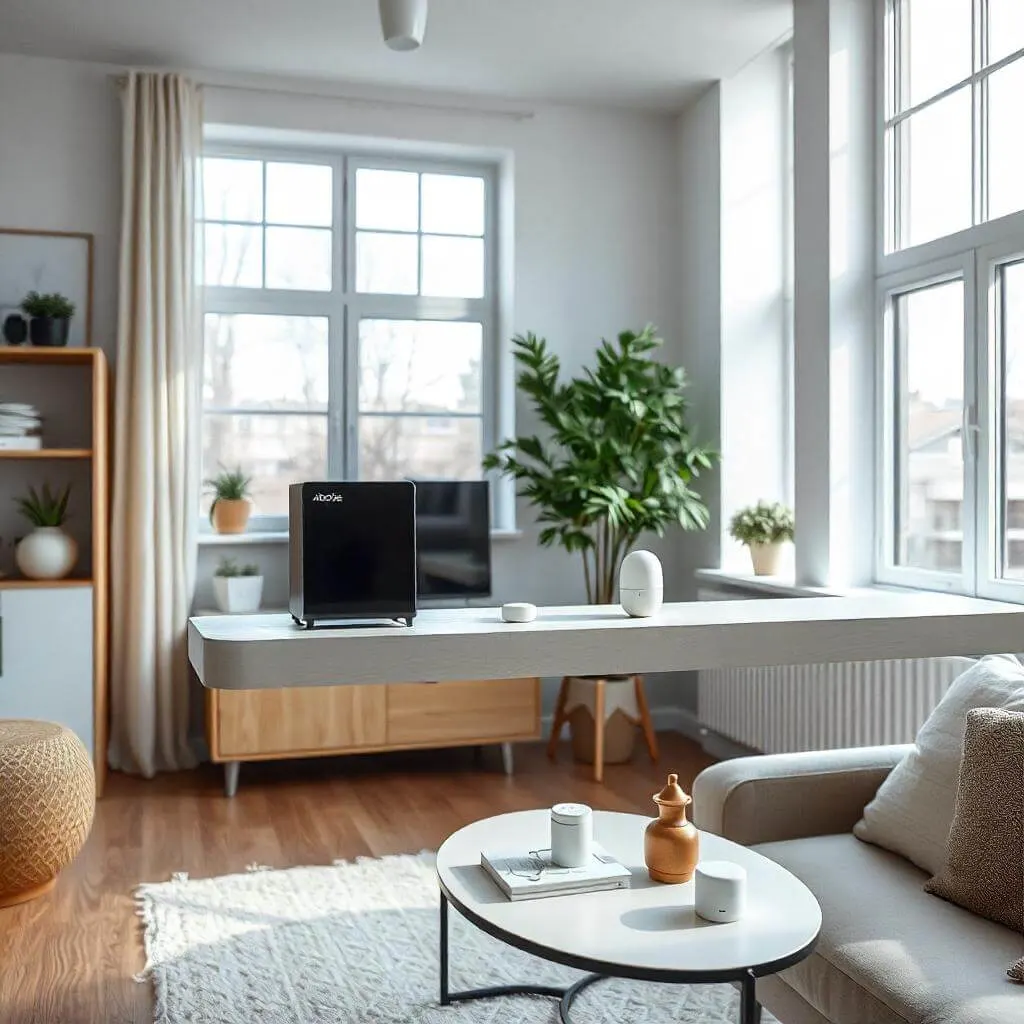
left=110, top=72, right=535, bottom=122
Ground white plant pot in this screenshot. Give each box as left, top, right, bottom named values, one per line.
left=15, top=527, right=78, bottom=580
left=748, top=541, right=784, bottom=577
left=213, top=575, right=264, bottom=614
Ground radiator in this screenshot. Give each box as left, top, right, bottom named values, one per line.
left=697, top=656, right=974, bottom=754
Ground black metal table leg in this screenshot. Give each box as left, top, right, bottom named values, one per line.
left=740, top=969, right=761, bottom=1024
left=438, top=891, right=602, bottom=1016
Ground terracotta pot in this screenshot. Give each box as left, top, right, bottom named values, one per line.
left=644, top=773, right=700, bottom=884
left=15, top=527, right=78, bottom=580
left=211, top=498, right=251, bottom=534
left=748, top=540, right=783, bottom=576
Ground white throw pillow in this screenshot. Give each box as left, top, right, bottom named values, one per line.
left=853, top=654, right=1024, bottom=875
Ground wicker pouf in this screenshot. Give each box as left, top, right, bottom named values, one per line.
left=0, top=720, right=95, bottom=908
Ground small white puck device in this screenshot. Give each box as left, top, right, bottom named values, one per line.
left=550, top=802, right=593, bottom=867
left=695, top=861, right=747, bottom=923
left=501, top=602, right=537, bottom=623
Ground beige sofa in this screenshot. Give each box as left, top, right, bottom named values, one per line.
left=693, top=746, right=1024, bottom=1024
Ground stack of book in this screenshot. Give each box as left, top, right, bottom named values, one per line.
left=0, top=403, right=42, bottom=450
left=480, top=843, right=631, bottom=901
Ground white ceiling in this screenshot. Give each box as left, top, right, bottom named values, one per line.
left=0, top=0, right=791, bottom=112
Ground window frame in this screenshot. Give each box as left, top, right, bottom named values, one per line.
left=200, top=144, right=501, bottom=533
left=876, top=253, right=978, bottom=593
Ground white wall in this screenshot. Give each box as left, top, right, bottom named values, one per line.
left=0, top=54, right=120, bottom=358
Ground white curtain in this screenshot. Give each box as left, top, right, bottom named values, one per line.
left=109, top=72, right=203, bottom=776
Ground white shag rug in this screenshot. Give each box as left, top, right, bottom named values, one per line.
left=136, top=853, right=778, bottom=1024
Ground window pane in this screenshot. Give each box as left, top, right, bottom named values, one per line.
left=358, top=415, right=482, bottom=481
left=903, top=87, right=972, bottom=247
left=265, top=227, right=332, bottom=291
left=202, top=157, right=262, bottom=222
left=988, top=58, right=1024, bottom=222
left=203, top=413, right=327, bottom=517
left=204, top=314, right=328, bottom=411
left=265, top=162, right=332, bottom=227
left=421, top=174, right=485, bottom=235
left=905, top=0, right=972, bottom=108
left=989, top=0, right=1024, bottom=65
left=355, top=231, right=419, bottom=294
left=421, top=236, right=485, bottom=298
left=999, top=261, right=1024, bottom=579
left=355, top=169, right=419, bottom=231
left=358, top=320, right=482, bottom=414
left=204, top=224, right=262, bottom=287
left=895, top=279, right=965, bottom=572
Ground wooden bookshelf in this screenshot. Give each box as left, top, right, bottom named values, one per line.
left=0, top=346, right=109, bottom=796
left=0, top=449, right=92, bottom=460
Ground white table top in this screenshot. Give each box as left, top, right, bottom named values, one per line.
left=436, top=810, right=821, bottom=982
left=189, top=593, right=1024, bottom=689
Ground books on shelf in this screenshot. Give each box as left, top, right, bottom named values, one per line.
left=480, top=842, right=631, bottom=901
left=0, top=402, right=42, bottom=442
left=0, top=435, right=42, bottom=450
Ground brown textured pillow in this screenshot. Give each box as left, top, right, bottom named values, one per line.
left=925, top=707, right=1024, bottom=938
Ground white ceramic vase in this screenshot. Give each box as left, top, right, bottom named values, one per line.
left=16, top=527, right=78, bottom=580
left=748, top=541, right=784, bottom=576
left=213, top=575, right=264, bottom=614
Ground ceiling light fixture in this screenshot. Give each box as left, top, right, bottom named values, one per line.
left=379, top=0, right=428, bottom=51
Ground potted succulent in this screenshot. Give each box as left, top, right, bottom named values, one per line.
left=212, top=558, right=263, bottom=614
left=485, top=326, right=717, bottom=770
left=20, top=291, right=76, bottom=348
left=728, top=500, right=795, bottom=576
left=13, top=482, right=77, bottom=579
left=205, top=466, right=253, bottom=534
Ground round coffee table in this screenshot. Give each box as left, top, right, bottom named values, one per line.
left=436, top=810, right=821, bottom=1024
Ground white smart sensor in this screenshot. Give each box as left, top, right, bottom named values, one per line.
left=619, top=550, right=664, bottom=617
left=501, top=602, right=537, bottom=623
left=695, top=861, right=747, bottom=923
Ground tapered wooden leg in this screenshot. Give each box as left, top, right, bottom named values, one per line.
left=593, top=677, right=606, bottom=783
left=634, top=674, right=659, bottom=762
left=547, top=676, right=571, bottom=760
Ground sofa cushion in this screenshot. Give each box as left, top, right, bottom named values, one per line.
left=854, top=654, right=1024, bottom=875
left=756, top=833, right=1024, bottom=1024
left=925, top=707, right=1024, bottom=934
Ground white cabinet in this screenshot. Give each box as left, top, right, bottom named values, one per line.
left=0, top=586, right=94, bottom=755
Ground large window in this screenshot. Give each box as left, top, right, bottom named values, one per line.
left=884, top=0, right=1024, bottom=252
left=201, top=152, right=496, bottom=523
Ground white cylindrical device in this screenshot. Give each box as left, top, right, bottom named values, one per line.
left=379, top=0, right=428, bottom=50
left=619, top=549, right=664, bottom=617
left=695, top=861, right=747, bottom=923
left=550, top=802, right=593, bottom=868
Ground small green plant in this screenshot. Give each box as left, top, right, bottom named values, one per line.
left=20, top=291, right=76, bottom=319
left=204, top=465, right=252, bottom=523
left=214, top=558, right=260, bottom=578
left=14, top=483, right=72, bottom=528
left=728, top=500, right=794, bottom=547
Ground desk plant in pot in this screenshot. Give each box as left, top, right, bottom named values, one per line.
left=484, top=326, right=717, bottom=769
left=20, top=291, right=76, bottom=348
left=728, top=500, right=794, bottom=576
left=14, top=482, right=77, bottom=580
left=212, top=558, right=263, bottom=614
left=205, top=466, right=253, bottom=534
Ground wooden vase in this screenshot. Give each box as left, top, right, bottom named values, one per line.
left=644, top=772, right=700, bottom=884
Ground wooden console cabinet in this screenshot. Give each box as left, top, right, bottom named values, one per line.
left=206, top=677, right=540, bottom=795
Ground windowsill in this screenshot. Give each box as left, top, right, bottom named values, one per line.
left=694, top=567, right=908, bottom=599
left=198, top=528, right=524, bottom=546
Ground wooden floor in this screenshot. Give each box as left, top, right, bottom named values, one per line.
left=0, top=734, right=713, bottom=1024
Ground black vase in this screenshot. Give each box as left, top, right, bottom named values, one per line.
left=29, top=317, right=71, bottom=347
left=2, top=313, right=27, bottom=346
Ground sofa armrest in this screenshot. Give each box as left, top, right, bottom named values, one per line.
left=691, top=745, right=912, bottom=846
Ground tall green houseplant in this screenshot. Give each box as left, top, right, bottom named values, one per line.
left=484, top=326, right=717, bottom=604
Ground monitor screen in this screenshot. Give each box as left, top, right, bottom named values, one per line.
left=414, top=480, right=492, bottom=598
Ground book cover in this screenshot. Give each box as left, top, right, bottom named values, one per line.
left=480, top=842, right=631, bottom=901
